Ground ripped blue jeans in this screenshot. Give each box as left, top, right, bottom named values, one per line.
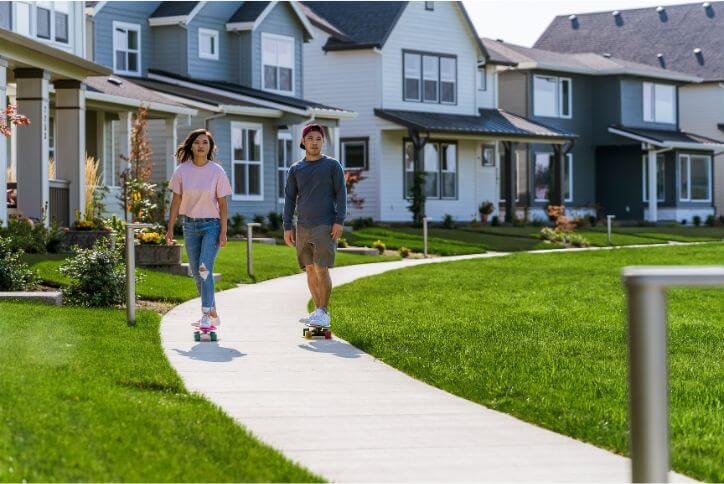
left=182, top=217, right=221, bottom=313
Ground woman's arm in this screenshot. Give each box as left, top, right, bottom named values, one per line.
left=217, top=196, right=228, bottom=248
left=166, top=192, right=182, bottom=245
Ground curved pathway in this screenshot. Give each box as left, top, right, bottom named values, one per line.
left=161, top=252, right=693, bottom=482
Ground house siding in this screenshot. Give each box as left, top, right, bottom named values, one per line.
left=591, top=76, right=623, bottom=146
left=152, top=26, right=188, bottom=78
left=187, top=2, right=240, bottom=82
left=303, top=24, right=382, bottom=220
left=93, top=1, right=160, bottom=77
left=498, top=70, right=528, bottom=117
left=381, top=1, right=481, bottom=115
left=237, top=31, right=252, bottom=87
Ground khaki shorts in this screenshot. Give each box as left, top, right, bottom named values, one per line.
left=296, top=224, right=336, bottom=269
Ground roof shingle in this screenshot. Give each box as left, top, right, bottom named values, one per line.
left=150, top=1, right=199, bottom=19
left=228, top=1, right=271, bottom=23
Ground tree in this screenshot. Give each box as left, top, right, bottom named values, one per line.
left=406, top=129, right=429, bottom=226
left=344, top=170, right=366, bottom=210
left=118, top=105, right=156, bottom=222
left=0, top=105, right=30, bottom=136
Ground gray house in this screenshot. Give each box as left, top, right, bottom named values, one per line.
left=85, top=1, right=353, bottom=219
left=486, top=38, right=724, bottom=223
left=535, top=2, right=724, bottom=219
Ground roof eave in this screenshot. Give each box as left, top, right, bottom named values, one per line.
left=86, top=91, right=197, bottom=116
left=608, top=126, right=724, bottom=150
left=323, top=42, right=381, bottom=52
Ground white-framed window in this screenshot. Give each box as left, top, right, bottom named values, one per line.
left=113, top=21, right=141, bottom=76
left=262, top=32, right=294, bottom=94
left=643, top=82, right=676, bottom=124
left=231, top=122, right=264, bottom=201
left=341, top=138, right=368, bottom=171
left=678, top=154, right=711, bottom=202
left=478, top=67, right=487, bottom=91
left=277, top=131, right=292, bottom=201
left=564, top=153, right=573, bottom=202
left=534, top=152, right=551, bottom=201
left=482, top=144, right=495, bottom=166
left=403, top=51, right=456, bottom=105
left=198, top=28, right=219, bottom=60
left=12, top=1, right=69, bottom=45
left=425, top=1, right=435, bottom=10
left=642, top=154, right=666, bottom=202
left=533, top=75, right=572, bottom=119
left=404, top=140, right=457, bottom=199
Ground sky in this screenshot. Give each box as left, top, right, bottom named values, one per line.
left=462, top=0, right=696, bottom=47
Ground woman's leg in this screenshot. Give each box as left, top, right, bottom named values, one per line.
left=198, top=220, right=221, bottom=313
left=183, top=222, right=204, bottom=303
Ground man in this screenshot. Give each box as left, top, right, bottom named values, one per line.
left=283, top=123, right=347, bottom=328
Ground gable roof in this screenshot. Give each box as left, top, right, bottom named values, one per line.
left=482, top=38, right=700, bottom=83
left=150, top=1, right=198, bottom=18
left=534, top=1, right=724, bottom=82
left=229, top=1, right=271, bottom=22
left=226, top=1, right=315, bottom=39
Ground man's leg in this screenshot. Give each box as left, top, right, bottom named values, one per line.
left=305, top=264, right=322, bottom=308
left=313, top=264, right=332, bottom=311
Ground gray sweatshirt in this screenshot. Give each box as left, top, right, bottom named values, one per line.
left=283, top=155, right=347, bottom=230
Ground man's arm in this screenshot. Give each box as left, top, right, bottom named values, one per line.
left=283, top=167, right=298, bottom=247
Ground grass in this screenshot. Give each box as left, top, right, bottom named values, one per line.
left=330, top=243, right=724, bottom=482
left=24, top=240, right=398, bottom=302
left=0, top=302, right=321, bottom=482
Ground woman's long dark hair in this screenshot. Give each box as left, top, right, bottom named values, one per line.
left=176, top=128, right=217, bottom=163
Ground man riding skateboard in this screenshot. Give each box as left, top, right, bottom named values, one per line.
left=283, top=123, right=347, bottom=329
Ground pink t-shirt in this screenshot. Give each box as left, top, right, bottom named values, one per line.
left=169, top=161, right=232, bottom=219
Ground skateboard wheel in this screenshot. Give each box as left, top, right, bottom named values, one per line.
left=194, top=331, right=201, bottom=342
left=210, top=332, right=217, bottom=342
left=324, top=331, right=332, bottom=339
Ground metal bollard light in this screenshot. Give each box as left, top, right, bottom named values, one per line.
left=423, top=217, right=428, bottom=258
left=622, top=266, right=724, bottom=483
left=246, top=222, right=262, bottom=277
left=126, top=222, right=154, bottom=326
left=607, top=215, right=616, bottom=245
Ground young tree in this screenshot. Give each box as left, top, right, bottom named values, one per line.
left=0, top=105, right=30, bottom=136
left=118, top=105, right=156, bottom=222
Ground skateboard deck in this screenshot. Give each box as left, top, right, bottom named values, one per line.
left=303, top=324, right=332, bottom=340
left=194, top=325, right=218, bottom=342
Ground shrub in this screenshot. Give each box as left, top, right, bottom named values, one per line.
left=567, top=233, right=591, bottom=248
left=0, top=214, right=64, bottom=254
left=478, top=201, right=494, bottom=224
left=228, top=214, right=246, bottom=236
left=705, top=215, right=715, bottom=227
left=681, top=219, right=687, bottom=226
left=530, top=219, right=545, bottom=227
left=351, top=217, right=375, bottom=230
left=0, top=236, right=37, bottom=291
left=399, top=246, right=411, bottom=258
left=442, top=214, right=455, bottom=230
left=59, top=238, right=130, bottom=307
left=693, top=215, right=701, bottom=227
left=588, top=215, right=598, bottom=227
left=253, top=214, right=267, bottom=232
left=491, top=215, right=500, bottom=226
left=267, top=212, right=283, bottom=231
left=539, top=227, right=590, bottom=248
left=512, top=216, right=526, bottom=228
left=371, top=240, right=386, bottom=254
left=337, top=237, right=349, bottom=248
left=719, top=215, right=724, bottom=225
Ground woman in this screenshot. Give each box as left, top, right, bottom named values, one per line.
left=166, top=129, right=232, bottom=329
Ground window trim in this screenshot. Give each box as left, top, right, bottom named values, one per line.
left=198, top=27, right=219, bottom=60
left=643, top=82, right=676, bottom=124
left=564, top=153, right=573, bottom=202
left=261, top=32, right=295, bottom=96
left=402, top=49, right=457, bottom=106
left=481, top=143, right=495, bottom=167
left=12, top=1, right=71, bottom=48
left=402, top=138, right=459, bottom=200
left=112, top=20, right=142, bottom=76
left=533, top=74, right=572, bottom=119
left=678, top=153, right=712, bottom=202
left=641, top=154, right=666, bottom=203
left=340, top=137, right=369, bottom=171
left=231, top=121, right=265, bottom=202
left=277, top=131, right=292, bottom=203
left=425, top=1, right=435, bottom=11
left=478, top=67, right=487, bottom=92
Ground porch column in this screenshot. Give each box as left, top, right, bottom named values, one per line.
left=0, top=58, right=7, bottom=227
left=165, top=116, right=178, bottom=180
left=647, top=148, right=658, bottom=223
left=551, top=144, right=565, bottom=206
left=503, top=141, right=517, bottom=223
left=15, top=68, right=50, bottom=225
left=55, top=80, right=86, bottom=224
left=329, top=124, right=340, bottom=160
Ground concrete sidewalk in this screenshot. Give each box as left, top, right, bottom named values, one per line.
left=160, top=253, right=693, bottom=482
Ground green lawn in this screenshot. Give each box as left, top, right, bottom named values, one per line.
left=0, top=302, right=321, bottom=482
left=330, top=243, right=724, bottom=482
left=24, top=240, right=398, bottom=302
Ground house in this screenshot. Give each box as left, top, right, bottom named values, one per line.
left=484, top=38, right=724, bottom=223
left=1, top=1, right=193, bottom=227
left=301, top=1, right=577, bottom=223
left=535, top=1, right=724, bottom=219
left=85, top=1, right=354, bottom=220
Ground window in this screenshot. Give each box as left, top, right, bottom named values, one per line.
left=564, top=153, right=573, bottom=202
left=403, top=50, right=456, bottom=104
left=262, top=33, right=294, bottom=94
left=404, top=140, right=457, bottom=199
left=425, top=1, right=435, bottom=10
left=478, top=67, right=487, bottom=91
left=199, top=28, right=219, bottom=60
left=277, top=132, right=292, bottom=200
left=232, top=123, right=263, bottom=200
left=113, top=22, right=141, bottom=75
left=534, top=153, right=551, bottom=201
left=643, top=82, right=675, bottom=124
left=13, top=1, right=68, bottom=43
left=341, top=138, right=368, bottom=171
left=54, top=1, right=69, bottom=43
left=482, top=144, right=495, bottom=166
left=642, top=154, right=665, bottom=202
left=36, top=2, right=50, bottom=39
left=679, top=154, right=711, bottom=201
left=14, top=2, right=31, bottom=37
left=533, top=75, right=572, bottom=118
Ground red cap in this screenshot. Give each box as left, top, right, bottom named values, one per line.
left=300, top=123, right=324, bottom=149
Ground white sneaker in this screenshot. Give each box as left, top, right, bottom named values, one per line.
left=199, top=313, right=213, bottom=329
left=300, top=309, right=321, bottom=324
left=309, top=310, right=331, bottom=328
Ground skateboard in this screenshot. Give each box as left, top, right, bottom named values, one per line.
left=194, top=325, right=218, bottom=342
left=303, top=324, right=332, bottom=340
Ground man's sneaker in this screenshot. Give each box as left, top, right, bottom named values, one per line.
left=300, top=309, right=321, bottom=324
left=309, top=309, right=331, bottom=328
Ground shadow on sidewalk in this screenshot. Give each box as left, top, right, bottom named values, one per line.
left=297, top=339, right=364, bottom=359
left=173, top=343, right=246, bottom=362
